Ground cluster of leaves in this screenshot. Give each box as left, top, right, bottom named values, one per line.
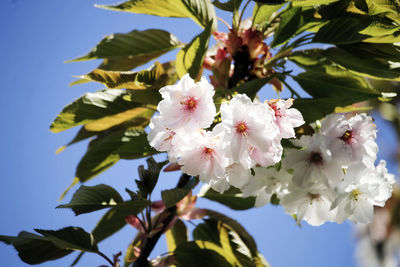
left=3, top=0, right=400, bottom=266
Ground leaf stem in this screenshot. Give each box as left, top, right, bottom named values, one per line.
left=281, top=79, right=300, bottom=98
left=237, top=0, right=251, bottom=30
left=217, top=16, right=231, bottom=29
left=97, top=251, right=114, bottom=266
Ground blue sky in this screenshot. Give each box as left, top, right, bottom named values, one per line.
left=0, top=1, right=397, bottom=266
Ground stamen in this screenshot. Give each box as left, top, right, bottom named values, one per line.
left=341, top=130, right=353, bottom=144
left=182, top=96, right=198, bottom=111
left=236, top=121, right=248, bottom=135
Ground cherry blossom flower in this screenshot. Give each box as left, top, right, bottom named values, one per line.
left=179, top=130, right=230, bottom=187
left=332, top=161, right=394, bottom=224
left=320, top=113, right=378, bottom=167
left=283, top=134, right=343, bottom=189
left=266, top=99, right=305, bottom=139
left=157, top=74, right=216, bottom=132
left=219, top=94, right=280, bottom=169
left=280, top=183, right=337, bottom=226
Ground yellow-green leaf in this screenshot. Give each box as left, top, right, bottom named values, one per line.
left=67, top=29, right=183, bottom=70
left=176, top=21, right=212, bottom=79
left=96, top=0, right=217, bottom=30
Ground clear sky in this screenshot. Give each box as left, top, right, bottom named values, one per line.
left=0, top=1, right=398, bottom=266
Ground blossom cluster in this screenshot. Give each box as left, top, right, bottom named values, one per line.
left=148, top=74, right=395, bottom=226
left=244, top=113, right=395, bottom=225
left=147, top=74, right=304, bottom=193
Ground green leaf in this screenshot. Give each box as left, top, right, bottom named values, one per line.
left=67, top=29, right=183, bottom=69
left=321, top=47, right=400, bottom=80
left=56, top=184, right=123, bottom=215
left=312, top=16, right=400, bottom=45
left=166, top=219, right=188, bottom=252
left=212, top=0, right=243, bottom=12
left=176, top=21, right=213, bottom=79
left=50, top=89, right=154, bottom=133
left=174, top=242, right=232, bottom=267
left=75, top=61, right=166, bottom=90
left=198, top=185, right=256, bottom=210
left=339, top=43, right=400, bottom=62
left=291, top=0, right=340, bottom=6
left=76, top=128, right=158, bottom=183
left=96, top=0, right=217, bottom=30
left=193, top=219, right=268, bottom=266
left=135, top=157, right=168, bottom=198
left=205, top=209, right=259, bottom=258
left=161, top=177, right=199, bottom=208
left=271, top=5, right=302, bottom=47
left=293, top=71, right=379, bottom=99
left=192, top=219, right=221, bottom=245
left=0, top=232, right=72, bottom=265
left=35, top=227, right=98, bottom=253
left=74, top=200, right=150, bottom=265
left=92, top=201, right=150, bottom=243
left=252, top=2, right=284, bottom=32
left=234, top=76, right=276, bottom=99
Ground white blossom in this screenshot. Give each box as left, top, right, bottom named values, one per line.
left=219, top=94, right=280, bottom=169
left=332, top=161, right=394, bottom=224
left=320, top=113, right=378, bottom=167
left=179, top=130, right=230, bottom=188
left=280, top=183, right=337, bottom=226
left=283, top=134, right=343, bottom=189
left=157, top=74, right=216, bottom=132
left=267, top=99, right=305, bottom=138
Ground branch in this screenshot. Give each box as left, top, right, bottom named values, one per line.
left=132, top=174, right=192, bottom=267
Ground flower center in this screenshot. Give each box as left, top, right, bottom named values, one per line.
left=309, top=152, right=323, bottom=164
left=308, top=192, right=320, bottom=200
left=235, top=121, right=248, bottom=135
left=182, top=96, right=198, bottom=111
left=202, top=147, right=214, bottom=159
left=340, top=130, right=353, bottom=144
left=350, top=189, right=362, bottom=201
left=269, top=103, right=281, bottom=117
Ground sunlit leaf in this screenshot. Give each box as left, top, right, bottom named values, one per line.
left=166, top=219, right=188, bottom=252
left=176, top=21, right=213, bottom=79
left=50, top=89, right=152, bottom=133
left=96, top=0, right=217, bottom=30
left=271, top=5, right=302, bottom=47
left=75, top=62, right=166, bottom=90
left=67, top=29, right=183, bottom=72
